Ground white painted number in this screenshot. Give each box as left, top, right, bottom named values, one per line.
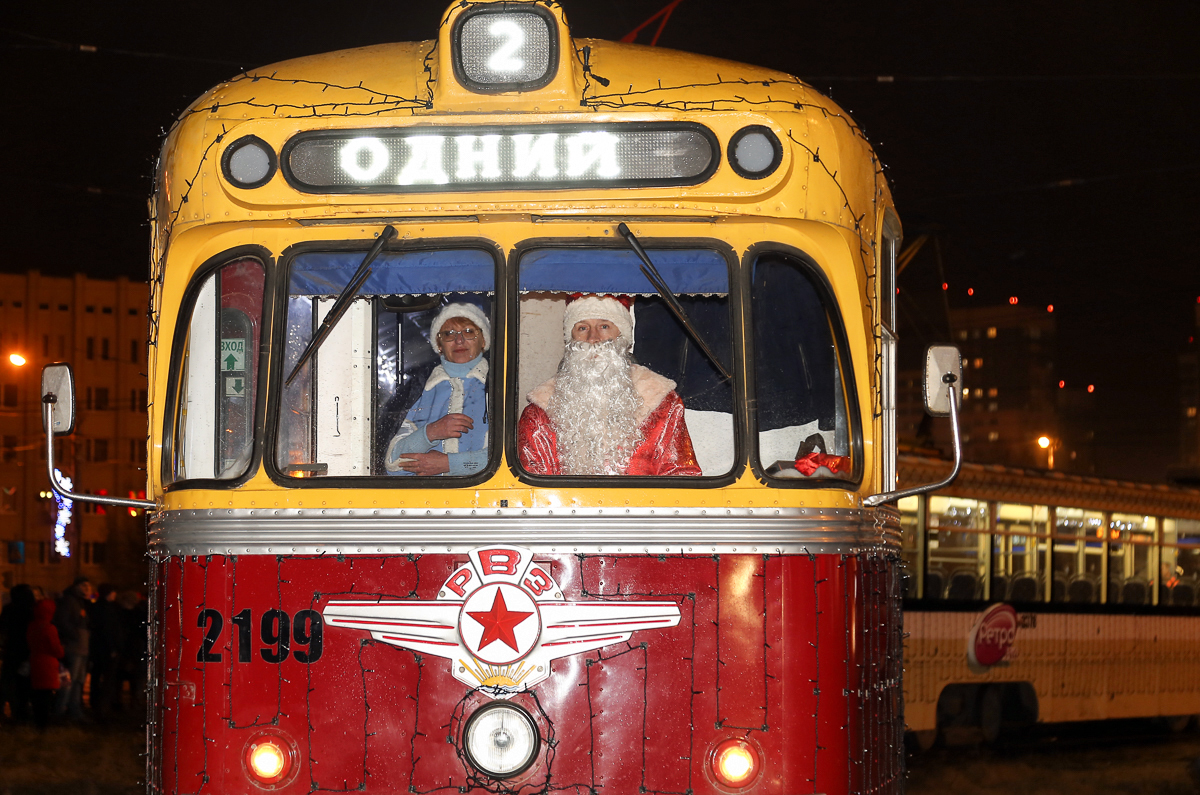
left=488, top=19, right=525, bottom=73
left=340, top=138, right=389, bottom=181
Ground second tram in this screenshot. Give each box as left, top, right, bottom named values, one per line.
left=899, top=453, right=1200, bottom=747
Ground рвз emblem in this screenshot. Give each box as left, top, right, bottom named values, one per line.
left=322, top=546, right=681, bottom=698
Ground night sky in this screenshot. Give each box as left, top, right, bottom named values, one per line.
left=4, top=1, right=1198, bottom=479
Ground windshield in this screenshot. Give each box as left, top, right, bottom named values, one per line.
left=275, top=247, right=496, bottom=479
left=515, top=246, right=734, bottom=478
left=163, top=239, right=855, bottom=487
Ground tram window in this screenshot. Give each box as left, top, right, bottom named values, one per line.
left=1162, top=518, right=1200, bottom=606
left=750, top=254, right=853, bottom=481
left=898, top=496, right=920, bottom=599
left=1107, top=513, right=1155, bottom=605
left=993, top=503, right=1048, bottom=602
left=1052, top=507, right=1104, bottom=603
left=169, top=257, right=265, bottom=483
left=275, top=248, right=496, bottom=480
left=926, top=496, right=988, bottom=600
left=513, top=247, right=732, bottom=478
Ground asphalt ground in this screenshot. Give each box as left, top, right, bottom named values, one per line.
left=907, top=719, right=1200, bottom=794
left=3, top=716, right=1199, bottom=794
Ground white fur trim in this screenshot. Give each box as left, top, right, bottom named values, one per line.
left=562, top=296, right=634, bottom=343
left=423, top=360, right=489, bottom=391
left=527, top=365, right=675, bottom=425
left=430, top=302, right=490, bottom=355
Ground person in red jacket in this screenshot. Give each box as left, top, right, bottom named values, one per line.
left=27, top=598, right=64, bottom=731
left=518, top=294, right=701, bottom=477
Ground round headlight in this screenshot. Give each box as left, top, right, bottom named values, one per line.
left=462, top=702, right=540, bottom=779
left=727, top=126, right=782, bottom=180
left=222, top=135, right=277, bottom=189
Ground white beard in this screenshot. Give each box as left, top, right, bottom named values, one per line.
left=548, top=338, right=644, bottom=475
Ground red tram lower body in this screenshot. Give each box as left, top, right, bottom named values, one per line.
left=151, top=551, right=902, bottom=795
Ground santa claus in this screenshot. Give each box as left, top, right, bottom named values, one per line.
left=517, top=294, right=702, bottom=477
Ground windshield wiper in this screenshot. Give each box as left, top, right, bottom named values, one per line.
left=285, top=225, right=397, bottom=387
left=616, top=223, right=732, bottom=381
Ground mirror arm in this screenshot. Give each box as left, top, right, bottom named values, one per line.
left=864, top=375, right=962, bottom=508
left=43, top=397, right=156, bottom=510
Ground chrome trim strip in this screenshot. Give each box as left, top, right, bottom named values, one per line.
left=149, top=506, right=899, bottom=557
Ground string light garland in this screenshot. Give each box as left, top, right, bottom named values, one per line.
left=152, top=549, right=903, bottom=794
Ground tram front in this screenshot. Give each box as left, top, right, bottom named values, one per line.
left=36, top=3, right=933, bottom=794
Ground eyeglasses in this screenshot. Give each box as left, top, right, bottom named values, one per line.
left=437, top=328, right=480, bottom=342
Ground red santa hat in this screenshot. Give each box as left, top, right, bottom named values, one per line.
left=562, top=293, right=634, bottom=343
left=429, top=302, right=491, bottom=355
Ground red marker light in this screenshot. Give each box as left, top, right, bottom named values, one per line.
left=942, top=282, right=948, bottom=291
left=1046, top=304, right=1054, bottom=313
left=1009, top=296, right=1019, bottom=305
left=967, top=288, right=974, bottom=296
left=710, top=739, right=761, bottom=788
left=1058, top=381, right=1065, bottom=388
left=1087, top=385, right=1094, bottom=393
left=243, top=733, right=296, bottom=787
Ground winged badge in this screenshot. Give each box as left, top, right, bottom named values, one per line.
left=322, top=545, right=681, bottom=698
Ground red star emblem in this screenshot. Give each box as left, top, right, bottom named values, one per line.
left=466, top=589, right=534, bottom=652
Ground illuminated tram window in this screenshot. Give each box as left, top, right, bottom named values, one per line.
left=926, top=496, right=989, bottom=600
left=1052, top=507, right=1104, bottom=603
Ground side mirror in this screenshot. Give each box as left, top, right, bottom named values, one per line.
left=924, top=345, right=962, bottom=417
left=41, top=363, right=76, bottom=436
left=864, top=344, right=963, bottom=507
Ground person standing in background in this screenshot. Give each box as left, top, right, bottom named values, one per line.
left=89, top=583, right=127, bottom=718
left=27, top=598, right=64, bottom=731
left=0, top=583, right=35, bottom=722
left=53, top=577, right=93, bottom=720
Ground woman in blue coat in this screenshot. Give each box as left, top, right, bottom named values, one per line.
left=385, top=303, right=489, bottom=476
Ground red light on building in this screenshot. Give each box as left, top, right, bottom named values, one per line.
left=1087, top=385, right=1094, bottom=393
left=967, top=288, right=974, bottom=296
left=942, top=282, right=948, bottom=291
left=1047, top=304, right=1054, bottom=313
left=1059, top=381, right=1065, bottom=388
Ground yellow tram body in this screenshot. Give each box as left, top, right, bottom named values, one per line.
left=147, top=1, right=894, bottom=515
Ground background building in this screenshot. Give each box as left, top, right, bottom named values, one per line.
left=1172, top=302, right=1200, bottom=484
left=899, top=303, right=1097, bottom=473
left=0, top=271, right=148, bottom=595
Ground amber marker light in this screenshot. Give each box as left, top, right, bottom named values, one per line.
left=710, top=738, right=761, bottom=788
left=8, top=353, right=26, bottom=366
left=243, top=733, right=296, bottom=788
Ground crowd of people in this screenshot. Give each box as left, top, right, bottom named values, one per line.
left=0, top=577, right=147, bottom=730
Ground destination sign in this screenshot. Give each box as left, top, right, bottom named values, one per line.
left=280, top=123, right=718, bottom=194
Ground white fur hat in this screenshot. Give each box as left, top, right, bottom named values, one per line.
left=430, top=302, right=491, bottom=355
left=562, top=294, right=634, bottom=343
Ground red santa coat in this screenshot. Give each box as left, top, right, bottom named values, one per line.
left=518, top=365, right=702, bottom=477
left=27, top=598, right=64, bottom=691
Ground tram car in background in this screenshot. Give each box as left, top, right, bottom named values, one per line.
left=38, top=3, right=962, bottom=794
left=898, top=453, right=1200, bottom=748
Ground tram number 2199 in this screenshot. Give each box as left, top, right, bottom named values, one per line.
left=197, top=608, right=323, bottom=664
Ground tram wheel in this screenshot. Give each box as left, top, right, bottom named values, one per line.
left=1163, top=715, right=1193, bottom=733
left=908, top=729, right=937, bottom=753
left=979, top=685, right=1004, bottom=744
